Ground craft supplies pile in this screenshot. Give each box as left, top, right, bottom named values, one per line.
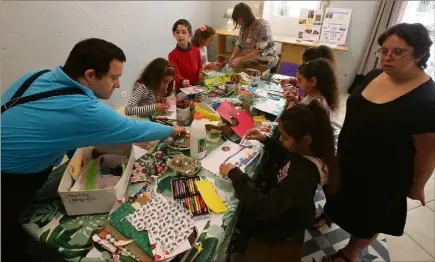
left=63, top=69, right=296, bottom=261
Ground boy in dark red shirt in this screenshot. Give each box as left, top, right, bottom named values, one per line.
left=168, top=19, right=203, bottom=91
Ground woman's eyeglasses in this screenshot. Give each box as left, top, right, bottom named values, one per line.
left=375, top=47, right=407, bottom=60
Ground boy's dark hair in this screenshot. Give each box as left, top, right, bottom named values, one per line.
left=378, top=23, right=433, bottom=69
left=298, top=58, right=339, bottom=111
left=135, top=58, right=175, bottom=97
left=172, top=19, right=193, bottom=34
left=303, top=45, right=336, bottom=66
left=63, top=38, right=126, bottom=80
left=192, top=25, right=216, bottom=47
left=279, top=101, right=339, bottom=196
left=232, top=2, right=256, bottom=28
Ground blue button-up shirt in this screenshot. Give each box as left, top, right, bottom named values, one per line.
left=1, top=66, right=172, bottom=174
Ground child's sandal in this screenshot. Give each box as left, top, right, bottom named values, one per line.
left=321, top=250, right=352, bottom=262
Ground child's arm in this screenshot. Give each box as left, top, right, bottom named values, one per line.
left=168, top=53, right=185, bottom=89
left=228, top=158, right=319, bottom=220
left=262, top=136, right=290, bottom=160
left=124, top=84, right=155, bottom=117
left=197, top=48, right=204, bottom=73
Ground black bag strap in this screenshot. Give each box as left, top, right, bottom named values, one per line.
left=1, top=70, right=85, bottom=114
left=10, top=69, right=50, bottom=100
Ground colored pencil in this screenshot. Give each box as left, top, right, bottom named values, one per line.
left=172, top=180, right=177, bottom=197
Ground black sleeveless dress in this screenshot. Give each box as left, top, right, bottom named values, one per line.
left=324, top=69, right=435, bottom=239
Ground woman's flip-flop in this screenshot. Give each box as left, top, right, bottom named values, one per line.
left=321, top=250, right=352, bottom=262
left=312, top=212, right=332, bottom=229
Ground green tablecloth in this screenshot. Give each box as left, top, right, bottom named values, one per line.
left=21, top=138, right=266, bottom=262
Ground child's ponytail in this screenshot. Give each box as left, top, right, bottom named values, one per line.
left=307, top=101, right=340, bottom=197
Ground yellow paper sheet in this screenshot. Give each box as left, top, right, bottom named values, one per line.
left=195, top=180, right=228, bottom=213
left=253, top=115, right=267, bottom=123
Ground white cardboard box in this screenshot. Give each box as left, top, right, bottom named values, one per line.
left=58, top=145, right=135, bottom=216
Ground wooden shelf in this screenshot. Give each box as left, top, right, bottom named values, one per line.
left=218, top=52, right=232, bottom=58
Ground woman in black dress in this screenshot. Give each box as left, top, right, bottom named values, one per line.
left=321, top=23, right=435, bottom=262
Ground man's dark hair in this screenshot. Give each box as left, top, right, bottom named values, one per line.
left=378, top=23, right=433, bottom=69
left=63, top=38, right=126, bottom=80
left=172, top=19, right=192, bottom=34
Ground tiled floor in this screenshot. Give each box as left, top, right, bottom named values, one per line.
left=335, top=92, right=435, bottom=261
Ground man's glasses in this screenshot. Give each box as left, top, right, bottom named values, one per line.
left=375, top=47, right=407, bottom=60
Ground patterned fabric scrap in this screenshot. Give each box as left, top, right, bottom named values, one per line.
left=94, top=221, right=153, bottom=262
left=109, top=202, right=153, bottom=258
left=125, top=195, right=194, bottom=260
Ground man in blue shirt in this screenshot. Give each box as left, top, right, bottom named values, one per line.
left=1, top=38, right=185, bottom=261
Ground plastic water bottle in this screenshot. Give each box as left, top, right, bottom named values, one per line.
left=190, top=112, right=207, bottom=160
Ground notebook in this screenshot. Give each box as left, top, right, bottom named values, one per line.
left=200, top=140, right=260, bottom=177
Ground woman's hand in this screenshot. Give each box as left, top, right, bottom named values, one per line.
left=245, top=128, right=267, bottom=142
left=171, top=126, right=186, bottom=138
left=219, top=163, right=235, bottom=177
left=408, top=185, right=426, bottom=206
left=182, top=79, right=190, bottom=87
left=213, top=61, right=224, bottom=69
left=155, top=103, right=169, bottom=112
left=230, top=57, right=243, bottom=68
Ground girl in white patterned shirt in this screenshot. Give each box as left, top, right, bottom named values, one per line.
left=285, top=58, right=339, bottom=113
left=192, top=25, right=223, bottom=70
left=125, top=58, right=175, bottom=117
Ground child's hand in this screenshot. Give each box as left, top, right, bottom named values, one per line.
left=283, top=89, right=299, bottom=103
left=245, top=129, right=267, bottom=142
left=182, top=79, right=190, bottom=87
left=219, top=163, right=235, bottom=177
left=155, top=103, right=169, bottom=112
left=280, top=79, right=291, bottom=87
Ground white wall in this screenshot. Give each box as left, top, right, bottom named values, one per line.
left=1, top=0, right=380, bottom=104
left=209, top=1, right=380, bottom=92
left=328, top=1, right=379, bottom=90
left=0, top=1, right=212, bottom=108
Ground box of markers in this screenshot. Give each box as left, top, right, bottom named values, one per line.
left=171, top=176, right=211, bottom=219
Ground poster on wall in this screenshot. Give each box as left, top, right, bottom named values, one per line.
left=297, top=8, right=323, bottom=42
left=319, top=8, right=352, bottom=45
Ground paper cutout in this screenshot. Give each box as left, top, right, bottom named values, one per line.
left=200, top=140, right=260, bottom=176
left=194, top=180, right=228, bottom=213
left=216, top=101, right=254, bottom=138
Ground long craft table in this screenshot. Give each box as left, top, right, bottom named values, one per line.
left=20, top=78, right=282, bottom=262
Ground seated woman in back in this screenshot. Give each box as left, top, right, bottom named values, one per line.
left=228, top=2, right=279, bottom=72
left=220, top=101, right=339, bottom=262
left=125, top=58, right=175, bottom=117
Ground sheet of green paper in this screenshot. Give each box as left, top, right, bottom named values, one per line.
left=85, top=159, right=97, bottom=190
